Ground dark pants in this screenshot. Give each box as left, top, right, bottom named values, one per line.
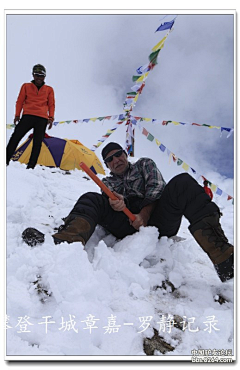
left=69, top=173, right=219, bottom=240
left=7, top=114, right=48, bottom=168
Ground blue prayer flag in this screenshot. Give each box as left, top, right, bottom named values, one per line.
left=118, top=114, right=126, bottom=120
left=130, top=118, right=137, bottom=125
left=221, top=127, right=231, bottom=133
left=155, top=20, right=174, bottom=32
left=159, top=144, right=166, bottom=152
left=216, top=188, right=223, bottom=196
left=136, top=64, right=150, bottom=75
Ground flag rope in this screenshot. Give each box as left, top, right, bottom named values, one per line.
left=140, top=123, right=234, bottom=203
left=6, top=114, right=234, bottom=137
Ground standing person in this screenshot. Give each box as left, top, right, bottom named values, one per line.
left=6, top=64, right=55, bottom=169
left=23, top=142, right=234, bottom=282
left=203, top=180, right=213, bottom=200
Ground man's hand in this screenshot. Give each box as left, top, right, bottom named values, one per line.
left=129, top=201, right=158, bottom=230
left=109, top=191, right=126, bottom=212
left=129, top=213, right=146, bottom=230
left=48, top=117, right=54, bottom=129
left=14, top=116, right=20, bottom=125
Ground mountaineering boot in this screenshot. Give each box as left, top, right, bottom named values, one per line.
left=52, top=215, right=95, bottom=245
left=189, top=212, right=233, bottom=282
left=22, top=228, right=45, bottom=246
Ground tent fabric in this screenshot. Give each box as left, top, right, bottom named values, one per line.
left=11, top=136, right=105, bottom=174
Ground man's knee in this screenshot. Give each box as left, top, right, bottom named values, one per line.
left=168, top=173, right=197, bottom=190
left=70, top=192, right=109, bottom=224
left=77, top=192, right=106, bottom=205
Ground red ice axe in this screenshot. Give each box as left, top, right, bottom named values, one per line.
left=79, top=162, right=136, bottom=222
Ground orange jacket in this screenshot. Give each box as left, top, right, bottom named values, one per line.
left=15, top=82, right=55, bottom=120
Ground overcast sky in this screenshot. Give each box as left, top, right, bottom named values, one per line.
left=5, top=10, right=235, bottom=194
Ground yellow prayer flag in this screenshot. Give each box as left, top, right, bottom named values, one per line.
left=172, top=121, right=180, bottom=125
left=133, top=95, right=139, bottom=102
left=210, top=184, right=217, bottom=192
left=143, top=118, right=151, bottom=121
left=91, top=118, right=97, bottom=122
left=152, top=36, right=167, bottom=52
left=135, top=72, right=149, bottom=82
left=182, top=162, right=189, bottom=171
left=155, top=139, right=161, bottom=146
left=59, top=121, right=65, bottom=124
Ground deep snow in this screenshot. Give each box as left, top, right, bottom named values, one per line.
left=6, top=160, right=234, bottom=360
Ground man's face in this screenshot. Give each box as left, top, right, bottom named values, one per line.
left=105, top=149, right=128, bottom=175
left=33, top=73, right=45, bottom=86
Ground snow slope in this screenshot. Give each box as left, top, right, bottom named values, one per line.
left=6, top=161, right=234, bottom=360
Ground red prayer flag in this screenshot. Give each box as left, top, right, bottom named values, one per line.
left=142, top=127, right=148, bottom=136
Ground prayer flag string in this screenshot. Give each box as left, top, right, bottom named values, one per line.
left=140, top=124, right=234, bottom=204
left=6, top=114, right=234, bottom=137
left=130, top=117, right=234, bottom=137
left=124, top=21, right=175, bottom=153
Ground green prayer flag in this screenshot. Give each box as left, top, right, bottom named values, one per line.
left=177, top=159, right=183, bottom=166
left=132, top=75, right=142, bottom=82
left=149, top=49, right=160, bottom=64
left=147, top=133, right=154, bottom=142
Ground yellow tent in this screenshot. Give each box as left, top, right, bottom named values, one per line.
left=11, top=135, right=105, bottom=174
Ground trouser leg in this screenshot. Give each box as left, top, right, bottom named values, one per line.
left=69, top=192, right=136, bottom=239
left=149, top=173, right=219, bottom=236
left=52, top=192, right=136, bottom=244
left=6, top=116, right=33, bottom=164
left=149, top=173, right=233, bottom=282
left=27, top=117, right=48, bottom=168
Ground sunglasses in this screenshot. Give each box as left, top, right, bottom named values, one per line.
left=33, top=73, right=45, bottom=77
left=104, top=149, right=124, bottom=163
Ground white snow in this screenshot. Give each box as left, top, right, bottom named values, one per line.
left=6, top=160, right=235, bottom=361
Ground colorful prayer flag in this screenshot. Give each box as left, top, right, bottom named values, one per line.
left=136, top=64, right=150, bottom=74
left=147, top=133, right=154, bottom=142
left=210, top=184, right=217, bottom=192
left=152, top=36, right=167, bottom=51
left=131, top=84, right=142, bottom=92
left=182, top=162, right=189, bottom=171
left=142, top=127, right=148, bottom=136
left=155, top=20, right=175, bottom=32
left=149, top=49, right=160, bottom=64
left=216, top=188, right=223, bottom=196
left=159, top=144, right=166, bottom=152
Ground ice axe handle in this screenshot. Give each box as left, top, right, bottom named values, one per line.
left=79, top=162, right=136, bottom=222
